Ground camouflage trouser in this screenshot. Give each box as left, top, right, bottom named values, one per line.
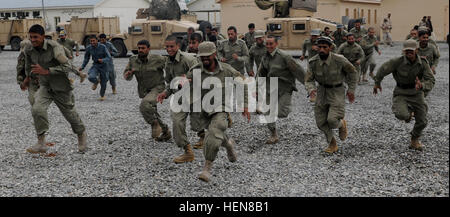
left=314, top=86, right=345, bottom=143
left=361, top=53, right=376, bottom=76
left=266, top=90, right=292, bottom=132
left=202, top=112, right=230, bottom=162
left=32, top=86, right=86, bottom=136
left=392, top=92, right=428, bottom=139
left=140, top=85, right=168, bottom=132
left=171, top=110, right=209, bottom=148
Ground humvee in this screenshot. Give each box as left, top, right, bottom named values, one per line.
left=0, top=18, right=44, bottom=51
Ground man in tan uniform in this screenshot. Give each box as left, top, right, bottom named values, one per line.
left=124, top=40, right=171, bottom=141
left=306, top=37, right=358, bottom=154
left=25, top=24, right=87, bottom=154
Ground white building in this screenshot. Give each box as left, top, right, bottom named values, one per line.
left=187, top=0, right=221, bottom=27
left=0, top=0, right=150, bottom=33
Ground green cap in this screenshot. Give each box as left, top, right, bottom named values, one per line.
left=254, top=30, right=265, bottom=39
left=198, top=42, right=217, bottom=57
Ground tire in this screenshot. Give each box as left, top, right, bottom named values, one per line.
left=10, top=37, right=22, bottom=51
left=84, top=37, right=91, bottom=50
left=112, top=39, right=127, bottom=57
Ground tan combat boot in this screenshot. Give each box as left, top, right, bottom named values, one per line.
left=173, top=144, right=195, bottom=164
left=99, top=96, right=106, bottom=101
left=112, top=86, right=117, bottom=94
left=79, top=73, right=87, bottom=83
left=227, top=113, right=233, bottom=128
left=410, top=137, right=424, bottom=151
left=193, top=131, right=205, bottom=149
left=151, top=120, right=162, bottom=139
left=324, top=137, right=338, bottom=154
left=339, top=119, right=348, bottom=141
left=77, top=131, right=87, bottom=153
left=198, top=160, right=213, bottom=182
left=224, top=138, right=237, bottom=163
left=266, top=130, right=279, bottom=144
left=156, top=128, right=172, bottom=142
left=26, top=134, right=48, bottom=154
left=92, top=81, right=99, bottom=90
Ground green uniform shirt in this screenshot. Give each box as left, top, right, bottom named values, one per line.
left=337, top=42, right=365, bottom=65
left=124, top=54, right=166, bottom=98
left=332, top=29, right=348, bottom=48
left=186, top=60, right=248, bottom=114
left=418, top=43, right=440, bottom=69
left=24, top=39, right=76, bottom=92
left=57, top=38, right=79, bottom=57
left=258, top=48, right=306, bottom=93
left=217, top=39, right=249, bottom=74
left=350, top=27, right=368, bottom=43
left=305, top=52, right=358, bottom=95
left=247, top=43, right=267, bottom=73
left=302, top=38, right=319, bottom=60
left=374, top=55, right=435, bottom=95
left=244, top=32, right=256, bottom=49
left=360, top=35, right=380, bottom=56
left=164, top=50, right=198, bottom=96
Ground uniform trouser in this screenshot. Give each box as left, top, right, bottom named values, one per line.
left=27, top=82, right=39, bottom=106
left=171, top=110, right=209, bottom=148
left=361, top=53, right=376, bottom=76
left=202, top=112, right=229, bottom=162
left=314, top=86, right=345, bottom=143
left=266, top=91, right=292, bottom=132
left=383, top=32, right=393, bottom=45
left=392, top=92, right=428, bottom=139
left=88, top=64, right=109, bottom=97
left=140, top=85, right=168, bottom=132
left=108, top=60, right=116, bottom=88
left=352, top=63, right=361, bottom=80
left=32, top=86, right=86, bottom=136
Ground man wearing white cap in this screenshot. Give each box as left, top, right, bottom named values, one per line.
left=373, top=39, right=435, bottom=151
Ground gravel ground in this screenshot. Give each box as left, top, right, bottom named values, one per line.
left=0, top=43, right=448, bottom=197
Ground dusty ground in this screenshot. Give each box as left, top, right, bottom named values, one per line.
left=0, top=43, right=448, bottom=197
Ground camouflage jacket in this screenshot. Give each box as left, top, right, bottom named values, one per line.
left=57, top=38, right=79, bottom=57
left=247, top=43, right=267, bottom=73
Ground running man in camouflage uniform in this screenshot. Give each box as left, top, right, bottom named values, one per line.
left=360, top=27, right=381, bottom=81
left=218, top=26, right=250, bottom=75
left=350, top=19, right=368, bottom=44
left=337, top=33, right=365, bottom=83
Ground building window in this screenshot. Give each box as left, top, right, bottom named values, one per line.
left=0, top=13, right=4, bottom=17
left=353, top=9, right=357, bottom=19
left=33, top=11, right=40, bottom=18
left=54, top=17, right=61, bottom=27
left=345, top=8, right=349, bottom=17
left=26, top=12, right=29, bottom=17
left=374, top=9, right=377, bottom=24
left=361, top=9, right=364, bottom=19
left=368, top=10, right=371, bottom=24
left=12, top=12, right=16, bottom=17
left=5, top=12, right=11, bottom=18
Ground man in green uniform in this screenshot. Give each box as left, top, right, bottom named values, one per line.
left=247, top=30, right=266, bottom=77
left=406, top=28, right=419, bottom=41
left=123, top=40, right=171, bottom=141
left=17, top=39, right=39, bottom=106
left=183, top=42, right=251, bottom=182
left=243, top=23, right=256, bottom=49
left=337, top=33, right=365, bottom=83
left=350, top=19, right=368, bottom=44
left=57, top=30, right=80, bottom=60
left=218, top=26, right=250, bottom=75
left=24, top=24, right=87, bottom=154
left=306, top=36, right=358, bottom=154
left=416, top=26, right=440, bottom=56
left=258, top=35, right=306, bottom=144
left=373, top=40, right=435, bottom=151
left=332, top=24, right=348, bottom=49
left=156, top=35, right=199, bottom=164
left=300, top=29, right=321, bottom=61
left=417, top=30, right=440, bottom=75
left=360, top=27, right=381, bottom=81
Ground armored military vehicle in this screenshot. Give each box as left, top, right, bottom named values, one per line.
left=0, top=18, right=44, bottom=51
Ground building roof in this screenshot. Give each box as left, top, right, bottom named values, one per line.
left=0, top=0, right=104, bottom=10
